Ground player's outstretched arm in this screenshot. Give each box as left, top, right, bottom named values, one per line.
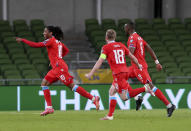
left=85, top=57, right=105, bottom=79
left=145, top=44, right=162, bottom=71
left=16, top=37, right=46, bottom=48
left=62, top=43, right=69, bottom=57
left=128, top=52, right=142, bottom=70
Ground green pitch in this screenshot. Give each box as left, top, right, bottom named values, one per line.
left=0, top=109, right=190, bottom=131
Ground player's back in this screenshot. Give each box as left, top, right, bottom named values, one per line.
left=45, top=37, right=68, bottom=69
left=127, top=32, right=148, bottom=68
left=102, top=42, right=129, bottom=74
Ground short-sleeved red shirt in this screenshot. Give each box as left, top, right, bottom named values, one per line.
left=101, top=41, right=129, bottom=75
left=127, top=32, right=148, bottom=68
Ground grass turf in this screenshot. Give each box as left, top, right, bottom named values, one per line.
left=0, top=109, right=190, bottom=131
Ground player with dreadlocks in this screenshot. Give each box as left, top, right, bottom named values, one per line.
left=16, top=26, right=100, bottom=116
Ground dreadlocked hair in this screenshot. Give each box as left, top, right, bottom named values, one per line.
left=46, top=26, right=64, bottom=41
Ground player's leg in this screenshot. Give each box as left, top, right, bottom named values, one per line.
left=101, top=84, right=117, bottom=120
left=58, top=71, right=100, bottom=110
left=135, top=68, right=176, bottom=116
left=147, top=81, right=176, bottom=117
left=116, top=73, right=148, bottom=101
left=40, top=69, right=58, bottom=116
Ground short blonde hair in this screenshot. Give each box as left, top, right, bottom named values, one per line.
left=106, top=29, right=116, bottom=40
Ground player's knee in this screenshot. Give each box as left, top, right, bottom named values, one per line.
left=67, top=83, right=74, bottom=90
left=109, top=86, right=116, bottom=96
left=41, top=79, right=49, bottom=86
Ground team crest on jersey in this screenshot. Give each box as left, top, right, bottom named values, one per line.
left=130, top=39, right=133, bottom=43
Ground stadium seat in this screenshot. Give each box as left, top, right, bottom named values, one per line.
left=0, top=20, right=10, bottom=27
left=85, top=18, right=99, bottom=27
left=144, top=35, right=160, bottom=41
left=0, top=32, right=15, bottom=38
left=164, top=41, right=180, bottom=47
left=152, top=18, right=165, bottom=25
left=32, top=26, right=44, bottom=32
left=102, top=25, right=117, bottom=31
left=116, top=36, right=128, bottom=42
left=174, top=29, right=191, bottom=35
left=3, top=37, right=16, bottom=44
left=0, top=26, right=12, bottom=32
left=158, top=30, right=175, bottom=36
left=30, top=19, right=44, bottom=26
left=102, top=19, right=115, bottom=26
left=170, top=24, right=185, bottom=30
left=161, top=35, right=177, bottom=42
left=14, top=59, right=30, bottom=65
left=17, top=31, right=33, bottom=37
left=86, top=25, right=102, bottom=36
left=184, top=17, right=191, bottom=25
left=168, top=18, right=181, bottom=25
left=13, top=19, right=27, bottom=27
left=136, top=24, right=152, bottom=30
left=0, top=59, right=12, bottom=65
left=14, top=25, right=29, bottom=33
left=118, top=18, right=131, bottom=30
left=135, top=18, right=148, bottom=25
left=182, top=68, right=191, bottom=74
left=153, top=24, right=169, bottom=30
left=179, top=34, right=191, bottom=41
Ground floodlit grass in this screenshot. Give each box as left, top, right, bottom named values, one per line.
left=0, top=109, right=190, bottom=131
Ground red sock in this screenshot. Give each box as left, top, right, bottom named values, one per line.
left=129, top=87, right=145, bottom=98
left=75, top=86, right=93, bottom=100
left=108, top=97, right=117, bottom=117
left=154, top=88, right=170, bottom=105
left=43, top=89, right=52, bottom=106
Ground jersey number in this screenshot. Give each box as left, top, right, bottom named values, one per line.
left=58, top=45, right=63, bottom=58
left=113, top=50, right=125, bottom=64
left=140, top=41, right=143, bottom=56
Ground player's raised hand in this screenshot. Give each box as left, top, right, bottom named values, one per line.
left=156, top=63, right=162, bottom=71
left=85, top=73, right=92, bottom=79
left=16, top=37, right=22, bottom=43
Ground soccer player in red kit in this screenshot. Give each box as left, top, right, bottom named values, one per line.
left=85, top=29, right=154, bottom=120
left=16, top=26, right=100, bottom=116
left=125, top=22, right=176, bottom=117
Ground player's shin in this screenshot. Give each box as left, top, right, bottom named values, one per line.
left=152, top=86, right=172, bottom=107
left=108, top=96, right=117, bottom=117
left=41, top=86, right=52, bottom=108
left=72, top=85, right=93, bottom=100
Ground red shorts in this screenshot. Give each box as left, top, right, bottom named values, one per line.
left=127, top=66, right=152, bottom=84
left=112, top=72, right=132, bottom=94
left=44, top=66, right=73, bottom=86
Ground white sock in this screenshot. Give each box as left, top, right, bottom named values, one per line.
left=134, top=95, right=139, bottom=100
left=47, top=106, right=53, bottom=109
left=167, top=103, right=172, bottom=108
left=92, top=97, right=95, bottom=102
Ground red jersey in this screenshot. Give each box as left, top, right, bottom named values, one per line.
left=101, top=41, right=129, bottom=75
left=127, top=32, right=148, bottom=68
left=22, top=37, right=69, bottom=69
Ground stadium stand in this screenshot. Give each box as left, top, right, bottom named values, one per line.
left=85, top=17, right=191, bottom=84
left=1, top=18, right=191, bottom=85
left=0, top=19, right=47, bottom=85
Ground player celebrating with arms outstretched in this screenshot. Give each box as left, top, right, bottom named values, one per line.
left=85, top=29, right=154, bottom=120
left=16, top=26, right=100, bottom=116
left=125, top=22, right=175, bottom=117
